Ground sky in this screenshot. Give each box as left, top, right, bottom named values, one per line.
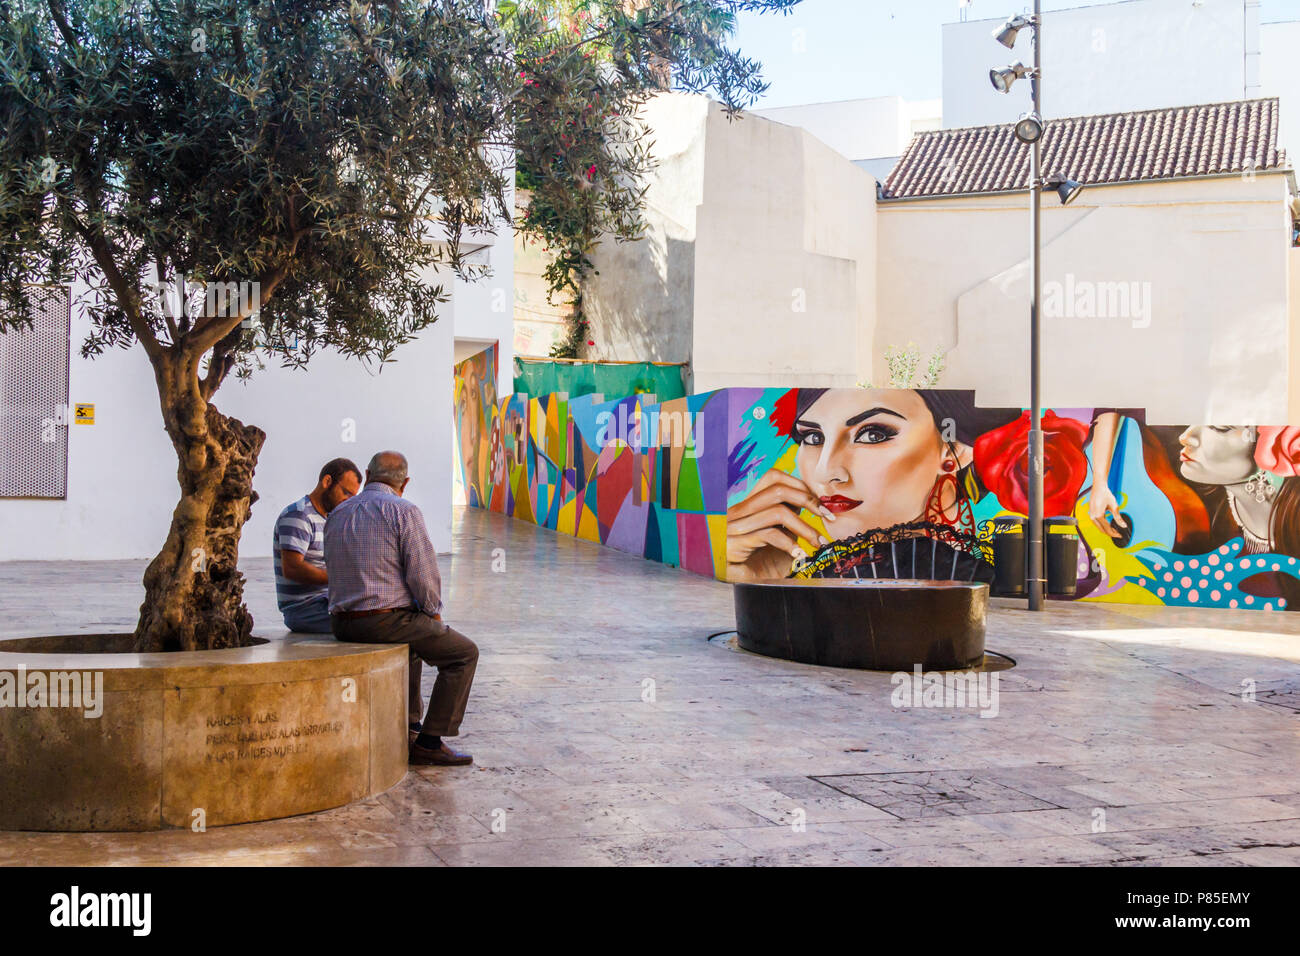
left=731, top=0, right=1300, bottom=109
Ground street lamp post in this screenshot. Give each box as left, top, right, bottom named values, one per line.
left=991, top=1, right=1054, bottom=612
left=1026, top=3, right=1045, bottom=612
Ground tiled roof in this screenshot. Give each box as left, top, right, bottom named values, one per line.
left=881, top=98, right=1286, bottom=199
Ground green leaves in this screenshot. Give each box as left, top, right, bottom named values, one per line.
left=0, top=0, right=796, bottom=377
left=503, top=0, right=797, bottom=357
left=1, top=0, right=514, bottom=381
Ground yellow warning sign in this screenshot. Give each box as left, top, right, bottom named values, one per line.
left=74, top=403, right=94, bottom=425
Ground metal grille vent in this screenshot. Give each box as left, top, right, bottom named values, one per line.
left=0, top=286, right=71, bottom=498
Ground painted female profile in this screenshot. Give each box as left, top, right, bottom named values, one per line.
left=1176, top=425, right=1300, bottom=553
left=725, top=388, right=1019, bottom=583
left=1176, top=424, right=1300, bottom=607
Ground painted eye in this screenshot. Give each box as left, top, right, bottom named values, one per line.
left=796, top=430, right=824, bottom=447
left=855, top=425, right=896, bottom=444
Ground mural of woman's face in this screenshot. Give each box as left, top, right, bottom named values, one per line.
left=793, top=389, right=950, bottom=540
left=1178, top=425, right=1257, bottom=485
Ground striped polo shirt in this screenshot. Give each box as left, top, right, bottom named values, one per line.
left=273, top=495, right=327, bottom=611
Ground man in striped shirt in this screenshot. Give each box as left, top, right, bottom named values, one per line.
left=272, top=458, right=363, bottom=632
left=325, top=451, right=479, bottom=767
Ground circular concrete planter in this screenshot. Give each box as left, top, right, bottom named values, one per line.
left=733, top=579, right=988, bottom=670
left=0, top=634, right=407, bottom=832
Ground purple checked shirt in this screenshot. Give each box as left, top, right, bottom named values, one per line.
left=323, top=482, right=443, bottom=616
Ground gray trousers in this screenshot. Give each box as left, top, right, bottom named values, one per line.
left=332, top=610, right=478, bottom=737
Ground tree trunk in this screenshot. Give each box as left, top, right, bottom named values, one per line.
left=134, top=383, right=266, bottom=652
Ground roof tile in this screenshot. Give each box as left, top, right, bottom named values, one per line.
left=881, top=98, right=1285, bottom=199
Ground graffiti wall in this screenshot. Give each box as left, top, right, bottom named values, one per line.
left=454, top=375, right=1300, bottom=612
left=453, top=344, right=500, bottom=509
left=454, top=346, right=728, bottom=575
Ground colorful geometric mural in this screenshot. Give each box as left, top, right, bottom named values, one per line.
left=454, top=371, right=1300, bottom=612
left=454, top=347, right=728, bottom=576
left=452, top=344, right=500, bottom=510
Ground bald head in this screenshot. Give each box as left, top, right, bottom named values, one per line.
left=366, top=450, right=409, bottom=493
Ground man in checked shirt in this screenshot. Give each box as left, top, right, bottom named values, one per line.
left=325, top=450, right=479, bottom=766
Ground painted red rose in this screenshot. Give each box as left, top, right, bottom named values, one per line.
left=973, top=410, right=1090, bottom=517
left=1255, top=426, right=1300, bottom=477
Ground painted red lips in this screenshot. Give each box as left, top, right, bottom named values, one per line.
left=819, top=495, right=862, bottom=514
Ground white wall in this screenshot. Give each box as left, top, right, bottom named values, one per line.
left=1, top=220, right=516, bottom=563
left=583, top=94, right=709, bottom=367
left=575, top=95, right=879, bottom=390
left=943, top=0, right=1252, bottom=130
left=755, top=96, right=941, bottom=163
left=692, top=99, right=878, bottom=391
left=0, top=290, right=178, bottom=562
left=222, top=268, right=456, bottom=557
left=451, top=243, right=516, bottom=392
left=0, top=274, right=456, bottom=562
left=877, top=172, right=1293, bottom=424
left=1260, top=18, right=1300, bottom=165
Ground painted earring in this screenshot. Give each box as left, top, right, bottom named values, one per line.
left=1244, top=469, right=1276, bottom=504
left=941, top=459, right=957, bottom=473
left=924, top=471, right=974, bottom=533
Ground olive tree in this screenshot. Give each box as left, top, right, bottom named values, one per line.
left=0, top=0, right=795, bottom=650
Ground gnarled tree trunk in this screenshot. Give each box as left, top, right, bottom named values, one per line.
left=134, top=354, right=265, bottom=652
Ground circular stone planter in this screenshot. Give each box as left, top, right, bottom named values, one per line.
left=0, top=634, right=407, bottom=832
left=733, top=579, right=988, bottom=671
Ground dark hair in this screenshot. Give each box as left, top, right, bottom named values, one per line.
left=790, top=387, right=827, bottom=427
left=319, top=457, right=361, bottom=485
left=792, top=387, right=1019, bottom=448
left=916, top=390, right=1021, bottom=448
left=1269, top=478, right=1300, bottom=610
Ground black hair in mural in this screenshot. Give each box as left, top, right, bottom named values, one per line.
left=916, top=390, right=1021, bottom=449
left=792, top=387, right=826, bottom=423
left=790, top=387, right=1020, bottom=448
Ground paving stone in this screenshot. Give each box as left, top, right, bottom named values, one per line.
left=1, top=506, right=1299, bottom=865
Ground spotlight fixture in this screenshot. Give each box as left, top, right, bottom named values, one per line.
left=1014, top=111, right=1044, bottom=144
left=1045, top=174, right=1083, bottom=206
left=990, top=62, right=1030, bottom=93
left=993, top=14, right=1035, bottom=49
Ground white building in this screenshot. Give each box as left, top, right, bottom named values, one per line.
left=945, top=0, right=1300, bottom=163
left=755, top=96, right=942, bottom=182
left=577, top=95, right=879, bottom=393
left=552, top=91, right=1299, bottom=424
left=877, top=97, right=1299, bottom=424
left=0, top=222, right=515, bottom=562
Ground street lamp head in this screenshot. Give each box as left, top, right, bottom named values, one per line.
left=1014, top=111, right=1044, bottom=144
left=990, top=62, right=1028, bottom=94
left=1046, top=175, right=1084, bottom=206
left=993, top=14, right=1035, bottom=49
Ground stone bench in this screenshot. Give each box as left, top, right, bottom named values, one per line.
left=0, top=632, right=406, bottom=831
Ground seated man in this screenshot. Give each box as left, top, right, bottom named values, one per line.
left=325, top=450, right=478, bottom=767
left=273, top=458, right=362, bottom=632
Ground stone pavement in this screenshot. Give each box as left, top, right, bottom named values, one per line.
left=1, top=507, right=1298, bottom=866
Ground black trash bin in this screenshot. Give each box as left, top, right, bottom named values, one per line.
left=991, top=516, right=1027, bottom=597
left=1045, top=516, right=1081, bottom=596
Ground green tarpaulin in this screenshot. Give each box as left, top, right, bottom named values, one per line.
left=513, top=358, right=686, bottom=401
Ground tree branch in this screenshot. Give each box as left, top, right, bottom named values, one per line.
left=66, top=207, right=166, bottom=366
left=45, top=0, right=79, bottom=48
